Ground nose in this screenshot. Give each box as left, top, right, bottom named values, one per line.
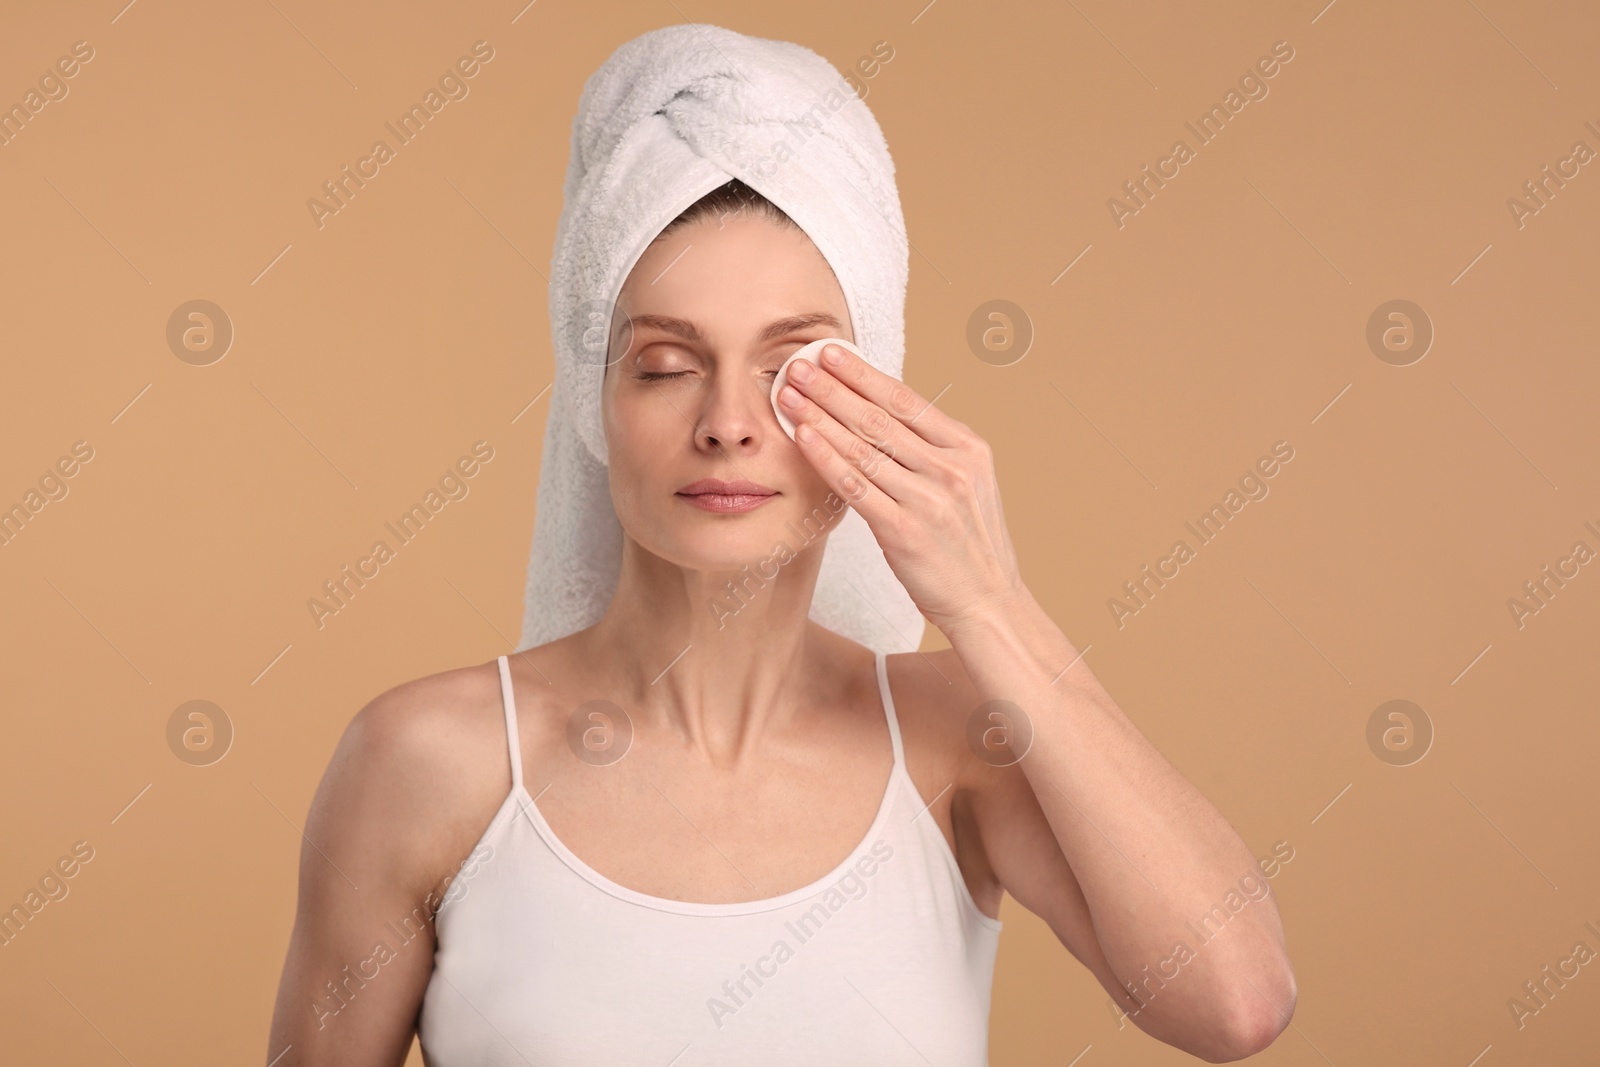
left=693, top=373, right=770, bottom=453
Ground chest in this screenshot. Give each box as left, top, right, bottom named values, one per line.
left=421, top=822, right=1001, bottom=1067
left=522, top=731, right=917, bottom=904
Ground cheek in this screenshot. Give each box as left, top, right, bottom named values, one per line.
left=604, top=390, right=677, bottom=502
left=785, top=446, right=836, bottom=509
left=610, top=382, right=679, bottom=433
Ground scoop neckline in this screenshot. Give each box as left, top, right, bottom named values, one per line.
left=509, top=751, right=909, bottom=918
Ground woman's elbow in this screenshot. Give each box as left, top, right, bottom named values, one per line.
left=1214, top=966, right=1298, bottom=1061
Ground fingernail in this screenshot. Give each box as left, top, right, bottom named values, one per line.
left=780, top=384, right=803, bottom=407
left=788, top=360, right=815, bottom=381
left=823, top=344, right=847, bottom=366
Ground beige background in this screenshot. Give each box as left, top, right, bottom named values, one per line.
left=2, top=0, right=1597, bottom=1063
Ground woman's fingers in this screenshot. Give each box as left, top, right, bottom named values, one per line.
left=779, top=376, right=910, bottom=502
left=792, top=343, right=968, bottom=458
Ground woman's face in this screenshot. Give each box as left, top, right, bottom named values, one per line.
left=601, top=209, right=852, bottom=572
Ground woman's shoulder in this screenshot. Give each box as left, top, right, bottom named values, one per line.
left=341, top=657, right=510, bottom=788
left=883, top=647, right=1008, bottom=917
left=881, top=647, right=984, bottom=775
left=310, top=656, right=519, bottom=903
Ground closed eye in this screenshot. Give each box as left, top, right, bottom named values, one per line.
left=635, top=370, right=782, bottom=382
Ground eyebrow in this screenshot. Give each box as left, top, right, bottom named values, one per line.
left=627, top=312, right=844, bottom=345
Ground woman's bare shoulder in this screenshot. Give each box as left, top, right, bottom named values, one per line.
left=882, top=648, right=980, bottom=759
left=882, top=648, right=1011, bottom=918
left=305, top=656, right=518, bottom=905
left=344, top=657, right=506, bottom=770
left=883, top=646, right=1033, bottom=791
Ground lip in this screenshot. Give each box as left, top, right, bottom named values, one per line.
left=676, top=477, right=777, bottom=514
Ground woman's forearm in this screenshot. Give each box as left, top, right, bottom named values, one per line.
left=944, top=585, right=1296, bottom=1053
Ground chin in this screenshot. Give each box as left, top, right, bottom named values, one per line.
left=646, top=497, right=828, bottom=570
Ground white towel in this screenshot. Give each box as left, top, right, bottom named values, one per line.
left=518, top=23, right=925, bottom=656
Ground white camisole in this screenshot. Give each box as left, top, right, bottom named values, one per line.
left=417, top=651, right=1003, bottom=1065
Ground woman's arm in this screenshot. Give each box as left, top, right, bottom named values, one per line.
left=944, top=591, right=1297, bottom=1062
left=775, top=342, right=1295, bottom=1058
left=265, top=679, right=487, bottom=1066
left=774, top=342, right=1299, bottom=1062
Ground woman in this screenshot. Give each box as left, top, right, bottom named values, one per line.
left=268, top=26, right=1293, bottom=1067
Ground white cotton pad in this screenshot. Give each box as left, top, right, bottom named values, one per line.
left=771, top=337, right=865, bottom=441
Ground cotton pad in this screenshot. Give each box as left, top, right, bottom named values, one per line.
left=771, top=337, right=865, bottom=441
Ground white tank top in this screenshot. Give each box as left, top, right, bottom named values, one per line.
left=416, top=651, right=1003, bottom=1065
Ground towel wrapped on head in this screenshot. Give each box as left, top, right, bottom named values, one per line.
left=519, top=23, right=925, bottom=655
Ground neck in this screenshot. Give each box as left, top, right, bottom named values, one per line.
left=579, top=533, right=843, bottom=763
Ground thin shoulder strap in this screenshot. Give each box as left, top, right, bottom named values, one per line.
left=496, top=655, right=525, bottom=792
left=874, top=650, right=906, bottom=770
